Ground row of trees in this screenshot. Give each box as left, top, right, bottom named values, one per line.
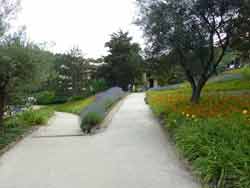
left=136, top=0, right=250, bottom=103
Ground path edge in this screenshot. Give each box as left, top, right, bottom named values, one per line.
left=0, top=126, right=39, bottom=157
left=92, top=94, right=129, bottom=134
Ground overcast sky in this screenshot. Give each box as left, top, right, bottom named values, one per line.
left=13, top=0, right=145, bottom=58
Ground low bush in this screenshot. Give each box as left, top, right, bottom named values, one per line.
left=4, top=108, right=54, bottom=128
left=51, top=95, right=69, bottom=104
left=88, top=79, right=108, bottom=94
left=80, top=112, right=103, bottom=133
left=35, top=91, right=56, bottom=105
left=1, top=108, right=54, bottom=150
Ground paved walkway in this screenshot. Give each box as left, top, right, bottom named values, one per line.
left=0, top=93, right=200, bottom=188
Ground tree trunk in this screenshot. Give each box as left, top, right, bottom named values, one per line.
left=191, top=86, right=202, bottom=104
left=0, top=90, right=5, bottom=128
left=190, top=76, right=208, bottom=104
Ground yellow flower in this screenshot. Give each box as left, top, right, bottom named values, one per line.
left=186, top=114, right=190, bottom=118
left=182, top=112, right=185, bottom=115
left=243, top=110, right=248, bottom=115
left=192, top=115, right=196, bottom=119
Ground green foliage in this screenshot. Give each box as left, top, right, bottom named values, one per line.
left=230, top=2, right=250, bottom=61
left=89, top=79, right=108, bottom=94
left=0, top=32, right=56, bottom=126
left=0, top=108, right=54, bottom=150
left=80, top=112, right=103, bottom=133
left=147, top=72, right=250, bottom=188
left=166, top=114, right=250, bottom=188
left=137, top=0, right=243, bottom=102
left=98, top=31, right=143, bottom=91
left=51, top=48, right=92, bottom=98
left=5, top=108, right=54, bottom=127
left=146, top=55, right=185, bottom=86
left=35, top=91, right=56, bottom=105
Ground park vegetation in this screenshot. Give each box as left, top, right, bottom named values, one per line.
left=147, top=70, right=250, bottom=187
left=137, top=0, right=249, bottom=103
left=139, top=0, right=250, bottom=187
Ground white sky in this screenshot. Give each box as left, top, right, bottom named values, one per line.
left=14, top=0, right=145, bottom=58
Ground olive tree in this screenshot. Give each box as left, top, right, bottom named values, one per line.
left=137, top=0, right=243, bottom=103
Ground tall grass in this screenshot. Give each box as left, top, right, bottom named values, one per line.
left=166, top=114, right=250, bottom=188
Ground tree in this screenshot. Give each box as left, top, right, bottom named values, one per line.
left=0, top=32, right=53, bottom=126
left=137, top=0, right=243, bottom=103
left=99, top=31, right=142, bottom=91
left=53, top=48, right=91, bottom=98
left=231, top=1, right=250, bottom=62
left=145, top=54, right=185, bottom=86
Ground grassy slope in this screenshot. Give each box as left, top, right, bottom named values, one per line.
left=147, top=69, right=250, bottom=188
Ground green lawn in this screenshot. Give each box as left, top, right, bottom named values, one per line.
left=49, top=96, right=95, bottom=114
left=162, top=74, right=249, bottom=96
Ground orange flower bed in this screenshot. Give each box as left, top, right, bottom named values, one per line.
left=148, top=92, right=250, bottom=118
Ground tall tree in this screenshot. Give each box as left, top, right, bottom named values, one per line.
left=99, top=31, right=142, bottom=91
left=137, top=0, right=243, bottom=103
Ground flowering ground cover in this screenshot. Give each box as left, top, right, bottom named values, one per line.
left=147, top=77, right=250, bottom=188
left=80, top=87, right=126, bottom=133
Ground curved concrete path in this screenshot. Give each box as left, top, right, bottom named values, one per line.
left=0, top=93, right=200, bottom=188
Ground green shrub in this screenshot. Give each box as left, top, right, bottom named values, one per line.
left=35, top=91, right=56, bottom=105
left=7, top=108, right=54, bottom=126
left=80, top=112, right=103, bottom=133
left=89, top=79, right=108, bottom=94
left=68, top=95, right=85, bottom=102
left=1, top=108, right=54, bottom=150
left=21, top=108, right=54, bottom=125
left=52, top=95, right=69, bottom=104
